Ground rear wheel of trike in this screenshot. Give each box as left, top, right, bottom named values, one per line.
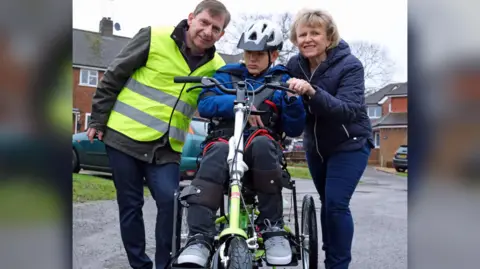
left=301, top=195, right=318, bottom=269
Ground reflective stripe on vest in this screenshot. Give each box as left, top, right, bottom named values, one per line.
left=112, top=101, right=187, bottom=143
left=121, top=78, right=196, bottom=118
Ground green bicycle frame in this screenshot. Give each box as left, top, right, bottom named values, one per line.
left=218, top=184, right=248, bottom=239
left=216, top=82, right=251, bottom=241
left=215, top=81, right=295, bottom=243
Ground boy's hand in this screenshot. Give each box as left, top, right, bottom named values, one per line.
left=248, top=105, right=264, bottom=127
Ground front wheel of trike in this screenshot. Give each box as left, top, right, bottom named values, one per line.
left=222, top=236, right=252, bottom=269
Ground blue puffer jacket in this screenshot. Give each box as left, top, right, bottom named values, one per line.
left=286, top=40, right=374, bottom=160
left=197, top=63, right=306, bottom=138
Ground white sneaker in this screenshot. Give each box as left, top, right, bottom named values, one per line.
left=262, top=221, right=292, bottom=265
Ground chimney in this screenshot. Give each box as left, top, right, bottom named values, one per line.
left=99, top=17, right=113, bottom=36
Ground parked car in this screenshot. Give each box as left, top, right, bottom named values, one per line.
left=393, top=144, right=408, bottom=172
left=72, top=117, right=209, bottom=180
left=289, top=139, right=304, bottom=152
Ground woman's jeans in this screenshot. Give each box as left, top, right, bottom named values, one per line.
left=306, top=142, right=371, bottom=269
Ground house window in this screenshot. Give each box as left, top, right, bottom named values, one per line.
left=85, top=113, right=91, bottom=130
left=367, top=106, right=382, bottom=118
left=79, top=69, right=98, bottom=87
left=389, top=102, right=392, bottom=112
left=374, top=132, right=381, bottom=148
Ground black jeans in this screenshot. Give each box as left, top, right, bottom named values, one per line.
left=106, top=146, right=180, bottom=269
left=306, top=142, right=371, bottom=269
left=186, top=135, right=285, bottom=240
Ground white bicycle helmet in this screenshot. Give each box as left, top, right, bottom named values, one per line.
left=237, top=19, right=284, bottom=51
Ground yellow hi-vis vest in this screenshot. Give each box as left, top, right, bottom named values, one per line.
left=106, top=26, right=225, bottom=152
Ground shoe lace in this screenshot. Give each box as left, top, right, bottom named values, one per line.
left=263, top=219, right=287, bottom=248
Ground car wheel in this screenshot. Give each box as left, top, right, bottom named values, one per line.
left=73, top=149, right=80, bottom=173
left=395, top=167, right=404, bottom=172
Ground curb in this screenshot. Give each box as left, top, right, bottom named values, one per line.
left=374, top=167, right=397, bottom=175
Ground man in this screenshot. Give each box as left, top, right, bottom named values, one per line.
left=173, top=20, right=306, bottom=267
left=86, top=1, right=230, bottom=268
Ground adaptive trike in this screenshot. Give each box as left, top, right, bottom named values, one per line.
left=169, top=75, right=319, bottom=269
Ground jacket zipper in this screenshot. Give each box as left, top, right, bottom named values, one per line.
left=342, top=124, right=350, bottom=138
left=298, top=59, right=323, bottom=162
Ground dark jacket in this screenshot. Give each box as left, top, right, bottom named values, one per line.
left=286, top=40, right=374, bottom=161
left=198, top=63, right=306, bottom=139
left=89, top=20, right=218, bottom=164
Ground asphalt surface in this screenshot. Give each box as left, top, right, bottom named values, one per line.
left=73, top=167, right=407, bottom=269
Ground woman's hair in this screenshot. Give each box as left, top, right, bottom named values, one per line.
left=289, top=8, right=340, bottom=50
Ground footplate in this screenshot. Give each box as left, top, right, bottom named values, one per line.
left=263, top=235, right=302, bottom=267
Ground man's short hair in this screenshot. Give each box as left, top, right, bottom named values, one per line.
left=193, top=0, right=231, bottom=29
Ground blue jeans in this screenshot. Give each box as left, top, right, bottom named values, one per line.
left=106, top=146, right=180, bottom=269
left=306, top=142, right=370, bottom=269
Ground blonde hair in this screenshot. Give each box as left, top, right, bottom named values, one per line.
left=289, top=8, right=340, bottom=50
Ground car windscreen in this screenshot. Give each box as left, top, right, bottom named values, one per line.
left=397, top=145, right=408, bottom=154
left=190, top=120, right=208, bottom=136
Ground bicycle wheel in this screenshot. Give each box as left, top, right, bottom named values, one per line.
left=226, top=236, right=252, bottom=269
left=179, top=204, right=189, bottom=248
left=172, top=191, right=190, bottom=255
left=301, top=195, right=318, bottom=269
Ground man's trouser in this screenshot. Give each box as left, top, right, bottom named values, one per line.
left=185, top=135, right=285, bottom=240
left=106, top=145, right=180, bottom=269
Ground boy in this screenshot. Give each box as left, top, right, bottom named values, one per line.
left=176, top=19, right=306, bottom=267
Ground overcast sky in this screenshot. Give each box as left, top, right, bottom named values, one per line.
left=73, top=0, right=407, bottom=83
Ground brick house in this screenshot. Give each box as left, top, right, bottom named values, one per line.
left=366, top=82, right=408, bottom=167
left=73, top=17, right=243, bottom=134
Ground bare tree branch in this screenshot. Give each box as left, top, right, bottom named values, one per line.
left=349, top=41, right=395, bottom=95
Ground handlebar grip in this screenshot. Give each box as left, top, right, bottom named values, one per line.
left=274, top=82, right=296, bottom=94
left=279, top=82, right=290, bottom=88
left=173, top=76, right=204, bottom=83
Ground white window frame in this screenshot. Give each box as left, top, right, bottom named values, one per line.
left=374, top=132, right=381, bottom=148
left=389, top=102, right=392, bottom=112
left=367, top=106, right=382, bottom=119
left=73, top=112, right=78, bottom=134
left=85, top=113, right=91, bottom=130
left=79, top=69, right=99, bottom=87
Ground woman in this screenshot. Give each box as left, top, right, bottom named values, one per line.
left=286, top=8, right=374, bottom=269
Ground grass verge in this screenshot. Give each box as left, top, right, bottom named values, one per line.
left=287, top=166, right=311, bottom=179
left=73, top=173, right=150, bottom=203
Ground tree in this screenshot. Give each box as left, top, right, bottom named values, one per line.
left=349, top=41, right=395, bottom=95
left=217, top=12, right=298, bottom=65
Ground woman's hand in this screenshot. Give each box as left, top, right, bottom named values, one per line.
left=287, top=78, right=316, bottom=97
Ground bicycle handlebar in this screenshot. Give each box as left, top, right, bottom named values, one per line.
left=173, top=76, right=296, bottom=95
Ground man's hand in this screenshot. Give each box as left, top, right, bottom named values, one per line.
left=87, top=127, right=103, bottom=143
left=248, top=105, right=264, bottom=127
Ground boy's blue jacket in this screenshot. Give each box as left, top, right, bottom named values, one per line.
left=197, top=63, right=306, bottom=138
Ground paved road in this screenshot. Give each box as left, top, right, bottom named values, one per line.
left=73, top=167, right=407, bottom=269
